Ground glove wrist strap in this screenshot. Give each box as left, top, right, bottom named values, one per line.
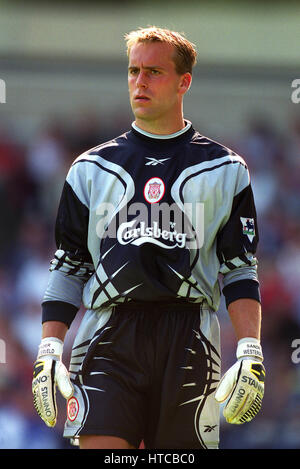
left=37, top=337, right=63, bottom=360
left=236, top=337, right=263, bottom=362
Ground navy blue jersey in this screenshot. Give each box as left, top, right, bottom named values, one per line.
left=42, top=121, right=260, bottom=326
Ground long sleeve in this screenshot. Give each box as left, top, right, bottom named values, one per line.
left=42, top=166, right=94, bottom=327
left=217, top=164, right=260, bottom=308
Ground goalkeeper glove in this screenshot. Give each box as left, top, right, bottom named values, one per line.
left=215, top=337, right=265, bottom=424
left=32, top=337, right=74, bottom=427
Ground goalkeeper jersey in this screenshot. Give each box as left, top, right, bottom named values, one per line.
left=42, top=121, right=260, bottom=327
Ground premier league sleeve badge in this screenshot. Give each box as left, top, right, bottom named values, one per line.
left=240, top=217, right=256, bottom=242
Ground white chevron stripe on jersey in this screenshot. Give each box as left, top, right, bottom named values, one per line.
left=171, top=154, right=248, bottom=206
left=67, top=152, right=135, bottom=217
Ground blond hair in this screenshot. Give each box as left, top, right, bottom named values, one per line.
left=124, top=26, right=197, bottom=75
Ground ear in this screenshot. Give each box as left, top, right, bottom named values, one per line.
left=178, top=72, right=192, bottom=95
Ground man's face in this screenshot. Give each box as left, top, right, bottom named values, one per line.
left=128, top=41, right=190, bottom=129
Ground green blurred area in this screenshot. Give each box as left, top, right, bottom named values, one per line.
left=0, top=0, right=299, bottom=141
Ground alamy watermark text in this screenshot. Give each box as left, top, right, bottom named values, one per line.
left=0, top=79, right=6, bottom=103
left=291, top=79, right=300, bottom=104
left=0, top=339, right=6, bottom=363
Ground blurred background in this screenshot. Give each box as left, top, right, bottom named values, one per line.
left=0, top=0, right=300, bottom=449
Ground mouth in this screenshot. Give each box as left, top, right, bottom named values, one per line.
left=134, top=95, right=150, bottom=102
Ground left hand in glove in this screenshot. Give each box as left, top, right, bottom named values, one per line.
left=215, top=337, right=265, bottom=424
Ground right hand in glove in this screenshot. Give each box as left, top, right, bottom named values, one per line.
left=32, top=337, right=74, bottom=427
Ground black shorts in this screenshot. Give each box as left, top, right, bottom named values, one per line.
left=64, top=302, right=221, bottom=449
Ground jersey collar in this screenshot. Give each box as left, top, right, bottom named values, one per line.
left=131, top=120, right=192, bottom=140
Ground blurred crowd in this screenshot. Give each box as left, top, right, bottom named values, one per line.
left=0, top=108, right=300, bottom=449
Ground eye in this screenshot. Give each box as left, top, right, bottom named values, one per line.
left=129, top=68, right=138, bottom=75
left=151, top=69, right=160, bottom=75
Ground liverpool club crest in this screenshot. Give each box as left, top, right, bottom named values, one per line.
left=67, top=397, right=79, bottom=422
left=144, top=177, right=165, bottom=203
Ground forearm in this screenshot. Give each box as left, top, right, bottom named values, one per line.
left=227, top=298, right=261, bottom=341
left=42, top=320, right=69, bottom=342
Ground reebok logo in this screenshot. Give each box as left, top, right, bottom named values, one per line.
left=203, top=425, right=217, bottom=433
left=145, top=157, right=170, bottom=166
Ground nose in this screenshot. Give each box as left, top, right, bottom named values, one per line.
left=136, top=71, right=148, bottom=89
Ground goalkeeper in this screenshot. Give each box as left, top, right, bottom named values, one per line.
left=32, top=26, right=265, bottom=449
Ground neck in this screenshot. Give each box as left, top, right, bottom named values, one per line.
left=134, top=115, right=186, bottom=136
